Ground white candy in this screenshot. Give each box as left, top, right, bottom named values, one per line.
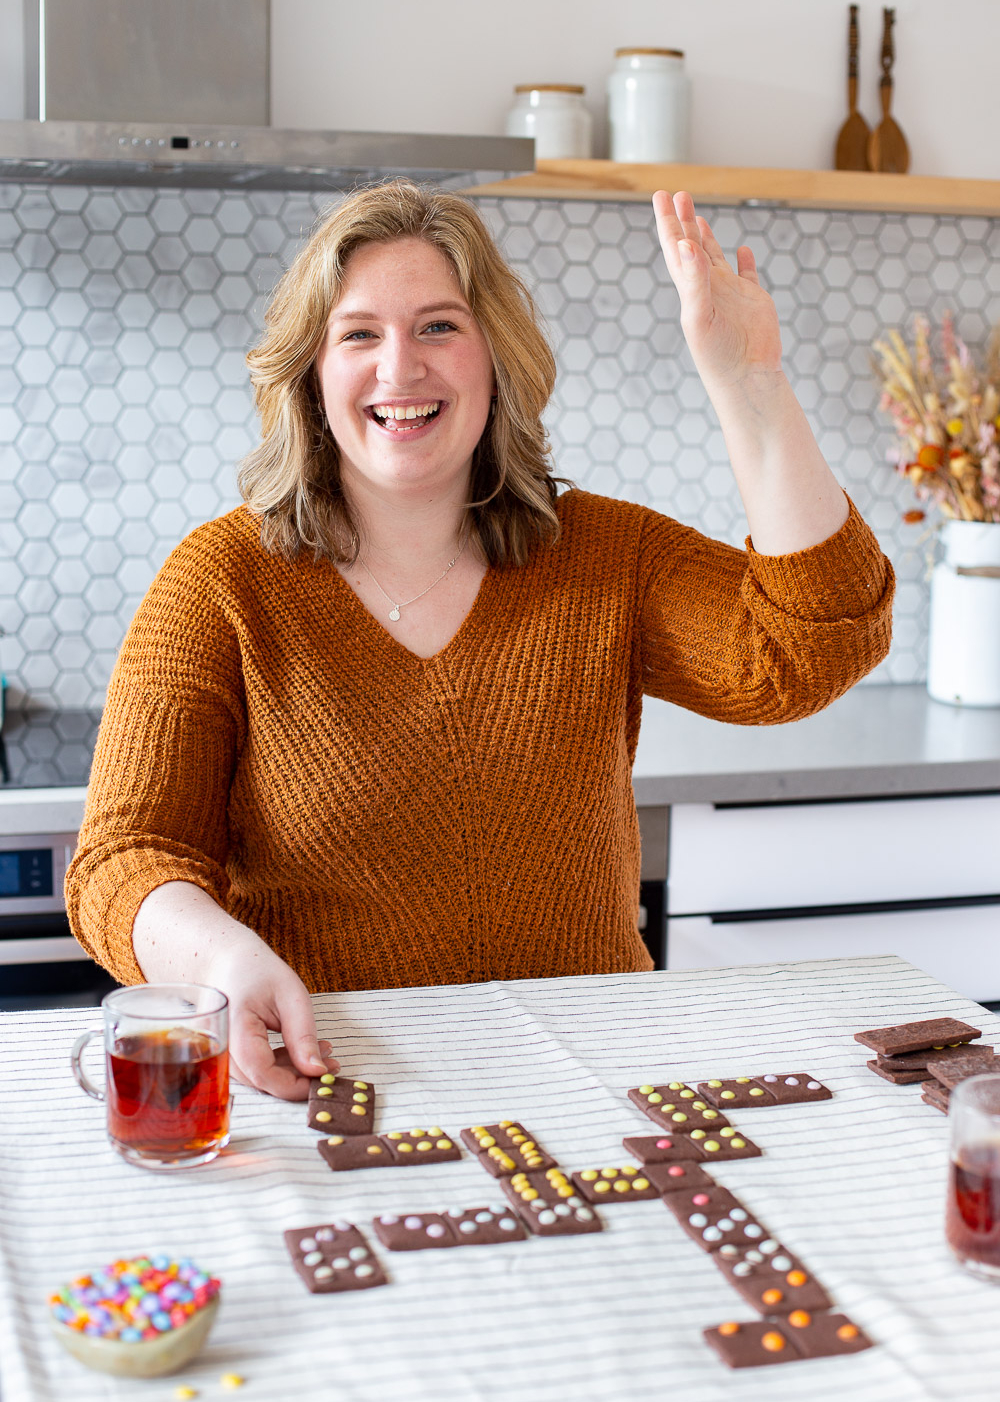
left=689, top=1213, right=708, bottom=1228
left=404, top=1216, right=423, bottom=1230
left=475, top=1212, right=493, bottom=1224
left=380, top=1214, right=400, bottom=1225
left=733, top=1263, right=752, bottom=1277
left=499, top=1218, right=518, bottom=1231
left=538, top=1210, right=557, bottom=1225
left=807, top=1081, right=821, bottom=1090
left=426, top=1223, right=446, bottom=1238
left=303, top=1251, right=323, bottom=1266
left=332, top=1257, right=349, bottom=1270
left=576, top=1209, right=595, bottom=1221
left=730, top=1208, right=748, bottom=1222
left=348, top=1246, right=368, bottom=1261
left=459, top=1221, right=478, bottom=1233
left=744, top=1224, right=763, bottom=1238
left=772, top=1254, right=793, bottom=1271
left=315, top=1228, right=334, bottom=1242
left=759, top=1239, right=779, bottom=1254
left=355, top=1264, right=374, bottom=1277
left=703, top=1226, right=722, bottom=1242
left=314, top=1266, right=333, bottom=1280
left=299, top=1238, right=317, bottom=1252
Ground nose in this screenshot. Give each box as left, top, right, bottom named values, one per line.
left=376, top=330, right=427, bottom=390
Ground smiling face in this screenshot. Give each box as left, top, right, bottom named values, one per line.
left=315, top=237, right=495, bottom=509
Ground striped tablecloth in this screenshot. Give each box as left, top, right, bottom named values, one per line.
left=2, top=954, right=998, bottom=1402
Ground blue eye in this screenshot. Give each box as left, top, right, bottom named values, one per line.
left=342, top=329, right=375, bottom=342
left=425, top=321, right=457, bottom=334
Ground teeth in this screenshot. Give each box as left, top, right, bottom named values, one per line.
left=372, top=403, right=440, bottom=421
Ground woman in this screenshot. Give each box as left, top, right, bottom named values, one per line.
left=66, top=181, right=893, bottom=1101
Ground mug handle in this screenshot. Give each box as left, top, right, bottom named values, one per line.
left=70, top=1028, right=106, bottom=1101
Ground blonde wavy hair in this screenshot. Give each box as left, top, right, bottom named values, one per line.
left=239, top=180, right=566, bottom=566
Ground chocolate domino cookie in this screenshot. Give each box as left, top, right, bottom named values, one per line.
left=663, top=1186, right=769, bottom=1252
left=371, top=1206, right=526, bottom=1251
left=926, top=1052, right=1000, bottom=1089
left=628, top=1084, right=731, bottom=1133
left=704, top=1312, right=872, bottom=1368
left=501, top=1168, right=603, bottom=1236
left=878, top=1042, right=995, bottom=1073
left=318, top=1127, right=461, bottom=1171
left=570, top=1166, right=662, bottom=1203
left=307, top=1075, right=376, bottom=1133
left=713, top=1251, right=831, bottom=1315
left=854, top=1017, right=981, bottom=1057
left=867, top=1059, right=931, bottom=1086
left=697, top=1074, right=832, bottom=1108
left=641, top=1160, right=717, bottom=1195
left=460, top=1122, right=557, bottom=1177
left=687, top=1126, right=762, bottom=1160
left=621, top=1133, right=706, bottom=1164
left=284, top=1221, right=387, bottom=1293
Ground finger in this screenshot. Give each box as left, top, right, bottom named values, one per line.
left=652, top=190, right=702, bottom=286
left=695, top=216, right=729, bottom=269
left=274, top=981, right=339, bottom=1079
left=233, top=1044, right=316, bottom=1101
left=736, top=245, right=760, bottom=284
left=670, top=190, right=702, bottom=247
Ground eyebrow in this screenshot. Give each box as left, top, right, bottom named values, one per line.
left=330, top=301, right=471, bottom=321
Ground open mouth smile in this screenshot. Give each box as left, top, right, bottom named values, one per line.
left=366, top=401, right=443, bottom=433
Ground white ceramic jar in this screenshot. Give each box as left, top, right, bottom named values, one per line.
left=926, top=520, right=1000, bottom=707
left=607, top=48, right=689, bottom=163
left=505, top=84, right=593, bottom=160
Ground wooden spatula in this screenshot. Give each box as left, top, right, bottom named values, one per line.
left=867, top=7, right=910, bottom=173
left=834, top=6, right=870, bottom=171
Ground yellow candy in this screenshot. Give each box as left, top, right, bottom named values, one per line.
left=174, top=1388, right=198, bottom=1401
left=600, top=1168, right=617, bottom=1179
left=350, top=1105, right=366, bottom=1116
left=416, top=1141, right=432, bottom=1151
left=634, top=1177, right=650, bottom=1191
left=707, top=1080, right=722, bottom=1088
left=594, top=1181, right=610, bottom=1193
left=397, top=1142, right=413, bottom=1153
left=352, top=1081, right=367, bottom=1089
left=436, top=1139, right=453, bottom=1149
left=472, top=1125, right=486, bottom=1134
left=719, top=1127, right=735, bottom=1138
left=702, top=1140, right=720, bottom=1153
left=479, top=1135, right=496, bottom=1148
left=366, top=1145, right=383, bottom=1155
left=647, top=1093, right=663, bottom=1104
left=499, top=1120, right=513, bottom=1128
left=622, top=1166, right=636, bottom=1176
left=556, top=1185, right=574, bottom=1197
left=690, top=1129, right=706, bottom=1140
left=386, top=1131, right=402, bottom=1140
left=316, top=1087, right=333, bottom=1097
left=670, top=1112, right=688, bottom=1123
left=315, top=1111, right=332, bottom=1123
left=736, top=1077, right=751, bottom=1084
left=327, top=1136, right=344, bottom=1146
left=409, top=1127, right=425, bottom=1136
left=521, top=1188, right=538, bottom=1201
left=679, top=1089, right=695, bottom=1100
left=749, top=1088, right=765, bottom=1097
left=320, top=1074, right=336, bottom=1085
left=220, top=1376, right=245, bottom=1391
left=581, top=1170, right=598, bottom=1181
left=721, top=1091, right=736, bottom=1100
left=352, top=1093, right=369, bottom=1104
left=638, top=1085, right=654, bottom=1094
left=429, top=1127, right=443, bottom=1136
left=613, top=1180, right=630, bottom=1192
left=732, top=1138, right=746, bottom=1148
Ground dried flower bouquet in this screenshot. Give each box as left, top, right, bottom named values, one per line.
left=872, top=311, right=1000, bottom=523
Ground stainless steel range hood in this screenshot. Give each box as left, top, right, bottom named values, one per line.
left=3, top=0, right=533, bottom=191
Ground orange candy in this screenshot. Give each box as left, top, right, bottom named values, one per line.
left=761, top=1288, right=784, bottom=1306
left=786, top=1270, right=807, bottom=1287
left=837, top=1323, right=860, bottom=1341
left=761, top=1332, right=786, bottom=1352
left=787, top=1310, right=812, bottom=1328
left=718, top=1322, right=741, bottom=1336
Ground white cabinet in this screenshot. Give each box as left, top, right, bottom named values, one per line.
left=665, top=793, right=1000, bottom=1000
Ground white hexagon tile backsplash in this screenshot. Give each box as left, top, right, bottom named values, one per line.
left=3, top=181, right=999, bottom=707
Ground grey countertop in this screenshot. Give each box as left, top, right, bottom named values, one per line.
left=633, top=682, right=1000, bottom=806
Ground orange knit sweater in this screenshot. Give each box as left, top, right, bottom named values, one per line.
left=66, top=490, right=893, bottom=993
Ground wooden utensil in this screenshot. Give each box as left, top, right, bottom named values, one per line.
left=867, top=7, right=910, bottom=173
left=834, top=6, right=871, bottom=171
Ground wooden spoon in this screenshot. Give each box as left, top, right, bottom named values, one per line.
left=834, top=6, right=870, bottom=171
left=867, top=7, right=910, bottom=173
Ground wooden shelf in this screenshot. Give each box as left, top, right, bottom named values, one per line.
left=468, top=159, right=1000, bottom=217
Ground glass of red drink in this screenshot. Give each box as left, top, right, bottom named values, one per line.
left=71, top=984, right=230, bottom=1170
left=946, top=1073, right=1000, bottom=1281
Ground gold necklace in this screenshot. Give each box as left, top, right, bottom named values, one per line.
left=359, top=541, right=467, bottom=621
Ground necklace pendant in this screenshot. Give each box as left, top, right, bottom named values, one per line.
left=388, top=605, right=401, bottom=621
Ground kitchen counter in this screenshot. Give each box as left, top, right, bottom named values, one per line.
left=2, top=685, right=999, bottom=840
left=634, top=683, right=1000, bottom=807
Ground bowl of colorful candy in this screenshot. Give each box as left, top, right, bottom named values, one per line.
left=48, top=1254, right=221, bottom=1378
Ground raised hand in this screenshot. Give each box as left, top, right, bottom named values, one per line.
left=652, top=190, right=783, bottom=396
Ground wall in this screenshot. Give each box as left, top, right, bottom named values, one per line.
left=1, top=0, right=999, bottom=178
left=3, top=178, right=998, bottom=708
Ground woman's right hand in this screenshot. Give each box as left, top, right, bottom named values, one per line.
left=205, top=937, right=340, bottom=1101
left=132, top=880, right=339, bottom=1101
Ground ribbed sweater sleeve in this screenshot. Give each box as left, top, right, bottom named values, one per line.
left=638, top=495, right=894, bottom=723
left=65, top=522, right=246, bottom=984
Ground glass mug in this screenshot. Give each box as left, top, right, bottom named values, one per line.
left=71, top=984, right=230, bottom=1170
left=946, top=1073, right=1000, bottom=1280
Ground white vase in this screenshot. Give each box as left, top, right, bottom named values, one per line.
left=926, top=520, right=1000, bottom=707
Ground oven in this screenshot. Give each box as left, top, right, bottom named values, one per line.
left=0, top=710, right=118, bottom=1009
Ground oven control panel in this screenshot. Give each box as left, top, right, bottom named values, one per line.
left=0, top=832, right=76, bottom=918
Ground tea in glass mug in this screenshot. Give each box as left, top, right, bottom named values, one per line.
left=71, top=984, right=230, bottom=1170
left=946, top=1073, right=1000, bottom=1281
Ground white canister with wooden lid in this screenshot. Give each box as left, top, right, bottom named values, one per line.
left=607, top=48, right=689, bottom=163
left=505, top=85, right=593, bottom=160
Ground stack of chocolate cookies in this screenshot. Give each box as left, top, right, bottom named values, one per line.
left=855, top=1017, right=1000, bottom=1110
